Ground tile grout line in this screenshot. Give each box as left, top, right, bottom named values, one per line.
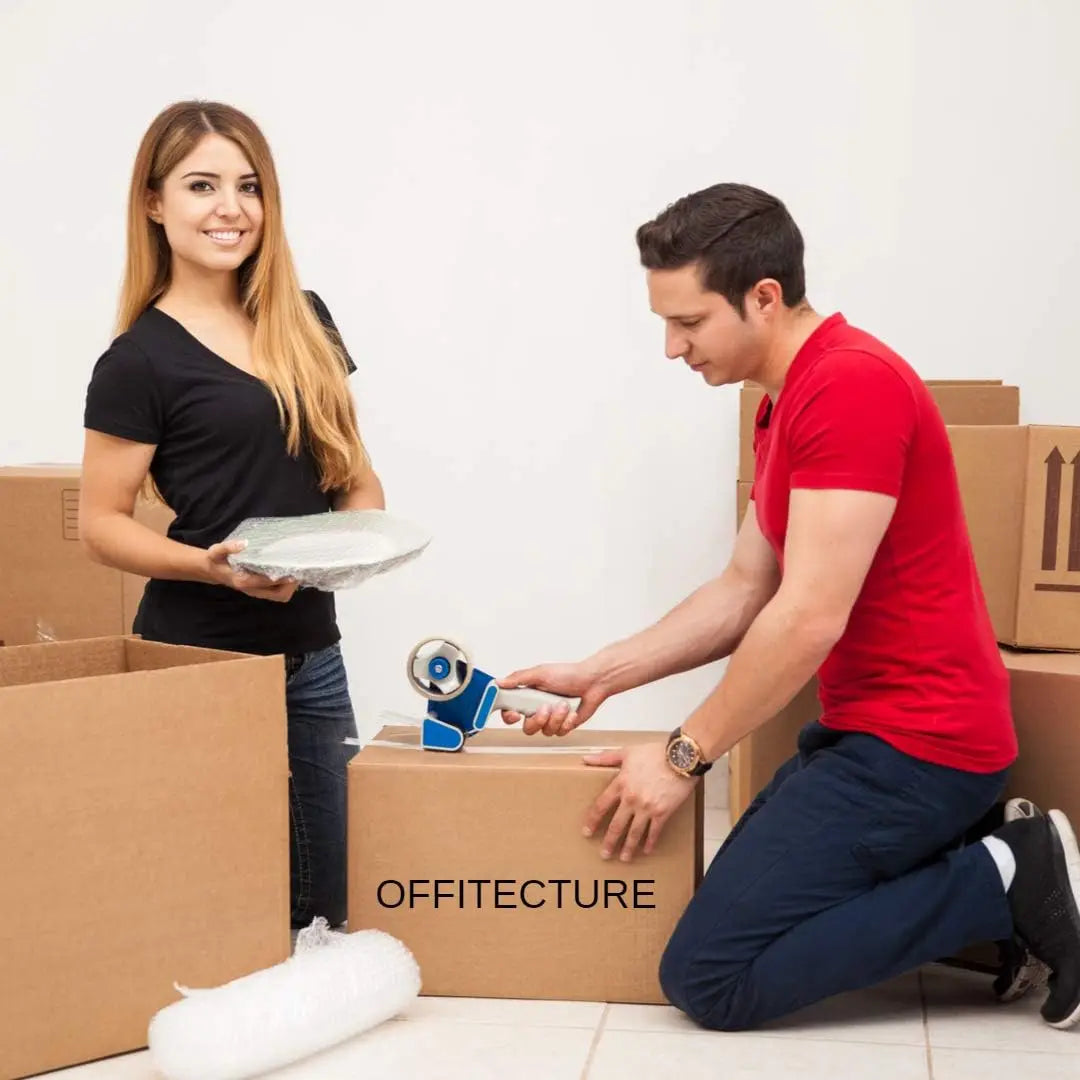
left=579, top=1003, right=610, bottom=1079
left=926, top=1043, right=1080, bottom=1058
left=919, top=969, right=935, bottom=1080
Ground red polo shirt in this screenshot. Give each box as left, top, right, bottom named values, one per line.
left=751, top=313, right=1016, bottom=773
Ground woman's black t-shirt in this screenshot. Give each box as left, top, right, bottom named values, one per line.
left=83, top=291, right=356, bottom=657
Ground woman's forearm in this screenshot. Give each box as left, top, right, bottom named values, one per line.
left=81, top=511, right=216, bottom=584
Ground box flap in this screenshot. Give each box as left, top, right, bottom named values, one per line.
left=0, top=636, right=262, bottom=690
left=124, top=638, right=254, bottom=671
left=0, top=636, right=128, bottom=687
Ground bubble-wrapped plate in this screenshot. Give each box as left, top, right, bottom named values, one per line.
left=224, top=509, right=431, bottom=591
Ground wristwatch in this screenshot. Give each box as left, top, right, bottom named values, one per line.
left=665, top=726, right=712, bottom=778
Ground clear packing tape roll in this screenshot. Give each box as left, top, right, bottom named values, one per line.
left=349, top=712, right=621, bottom=756
left=225, top=509, right=431, bottom=592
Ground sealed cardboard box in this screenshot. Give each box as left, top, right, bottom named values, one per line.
left=348, top=726, right=702, bottom=1004
left=1001, top=648, right=1080, bottom=825
left=738, top=379, right=1020, bottom=481
left=954, top=647, right=1080, bottom=972
left=949, top=425, right=1080, bottom=651
left=0, top=636, right=290, bottom=1080
left=0, top=466, right=173, bottom=647
left=729, top=652, right=1080, bottom=829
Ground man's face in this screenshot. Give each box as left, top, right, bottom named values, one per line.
left=647, top=263, right=762, bottom=387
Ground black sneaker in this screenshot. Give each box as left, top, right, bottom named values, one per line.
left=995, top=808, right=1080, bottom=1028
left=993, top=798, right=1051, bottom=1003
left=1004, top=797, right=1041, bottom=824
left=995, top=935, right=1052, bottom=1003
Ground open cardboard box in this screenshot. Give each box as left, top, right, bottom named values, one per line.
left=0, top=636, right=290, bottom=1080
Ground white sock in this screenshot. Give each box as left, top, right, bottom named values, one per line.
left=982, top=835, right=1017, bottom=892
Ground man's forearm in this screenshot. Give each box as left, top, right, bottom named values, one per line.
left=681, top=592, right=840, bottom=762
left=593, top=568, right=777, bottom=698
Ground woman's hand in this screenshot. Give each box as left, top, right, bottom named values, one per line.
left=204, top=540, right=299, bottom=603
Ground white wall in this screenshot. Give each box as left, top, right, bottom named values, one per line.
left=2, top=0, right=1078, bottom=739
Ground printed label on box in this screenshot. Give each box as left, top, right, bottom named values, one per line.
left=61, top=489, right=80, bottom=541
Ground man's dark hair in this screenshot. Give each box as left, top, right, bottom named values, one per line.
left=636, top=183, right=806, bottom=314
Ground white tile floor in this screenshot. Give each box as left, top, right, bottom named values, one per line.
left=36, top=808, right=1080, bottom=1079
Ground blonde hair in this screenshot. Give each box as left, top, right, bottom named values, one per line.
left=118, top=100, right=367, bottom=493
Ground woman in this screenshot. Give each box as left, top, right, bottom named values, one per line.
left=80, top=100, right=384, bottom=928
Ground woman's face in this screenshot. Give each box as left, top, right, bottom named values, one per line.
left=148, top=132, right=264, bottom=277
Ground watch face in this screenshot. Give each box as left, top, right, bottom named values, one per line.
left=669, top=737, right=699, bottom=771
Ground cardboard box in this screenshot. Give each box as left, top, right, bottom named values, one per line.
left=952, top=646, right=1080, bottom=973
left=730, top=650, right=1080, bottom=834
left=348, top=726, right=702, bottom=1004
left=1001, top=648, right=1080, bottom=825
left=949, top=425, right=1080, bottom=651
left=728, top=679, right=820, bottom=822
left=0, top=636, right=290, bottom=1080
left=738, top=379, right=1020, bottom=481
left=737, top=479, right=752, bottom=526
left=0, top=466, right=173, bottom=647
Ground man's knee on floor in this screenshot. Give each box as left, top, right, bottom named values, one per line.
left=658, top=940, right=753, bottom=1032
left=658, top=940, right=693, bottom=1014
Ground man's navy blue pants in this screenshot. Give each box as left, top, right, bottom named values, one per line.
left=659, top=721, right=1015, bottom=1030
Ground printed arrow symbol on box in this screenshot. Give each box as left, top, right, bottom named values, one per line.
left=1070, top=450, right=1080, bottom=572
left=1043, top=447, right=1064, bottom=571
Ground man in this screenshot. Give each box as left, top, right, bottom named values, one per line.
left=499, top=183, right=1080, bottom=1031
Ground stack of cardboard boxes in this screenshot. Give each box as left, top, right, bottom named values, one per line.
left=730, top=382, right=1080, bottom=841
left=0, top=466, right=703, bottom=1076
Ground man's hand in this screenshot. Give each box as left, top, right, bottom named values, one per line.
left=497, top=659, right=609, bottom=736
left=582, top=742, right=697, bottom=861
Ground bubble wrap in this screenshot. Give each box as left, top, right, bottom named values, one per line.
left=224, top=509, right=431, bottom=591
left=147, top=917, right=421, bottom=1080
